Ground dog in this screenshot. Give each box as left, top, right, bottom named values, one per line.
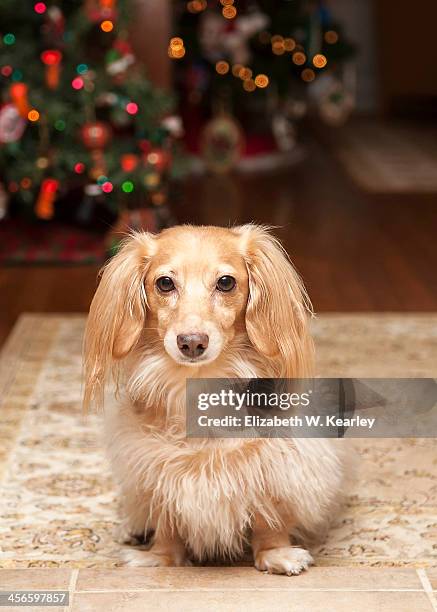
left=83, top=224, right=345, bottom=575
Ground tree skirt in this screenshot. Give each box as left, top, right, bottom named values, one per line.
left=0, top=220, right=107, bottom=264
left=0, top=314, right=436, bottom=568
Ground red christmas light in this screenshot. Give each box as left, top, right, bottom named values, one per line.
left=121, top=154, right=139, bottom=172
left=74, top=162, right=85, bottom=174
left=10, top=83, right=30, bottom=118
left=40, top=50, right=63, bottom=89
left=72, top=77, right=84, bottom=90
left=1, top=65, right=12, bottom=77
left=35, top=178, right=59, bottom=219
left=101, top=181, right=113, bottom=193
left=41, top=50, right=62, bottom=66
left=34, top=2, right=47, bottom=14
left=126, top=102, right=138, bottom=115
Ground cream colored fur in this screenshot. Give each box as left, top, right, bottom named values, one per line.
left=83, top=225, right=346, bottom=574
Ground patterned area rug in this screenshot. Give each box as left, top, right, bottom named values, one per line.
left=334, top=121, right=437, bottom=193
left=0, top=314, right=436, bottom=569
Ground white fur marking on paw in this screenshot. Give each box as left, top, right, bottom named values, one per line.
left=121, top=548, right=191, bottom=568
left=255, top=546, right=314, bottom=576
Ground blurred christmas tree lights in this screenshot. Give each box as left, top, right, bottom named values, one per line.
left=0, top=0, right=179, bottom=222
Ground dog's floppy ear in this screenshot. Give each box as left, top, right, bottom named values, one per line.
left=83, top=232, right=155, bottom=410
left=234, top=224, right=314, bottom=377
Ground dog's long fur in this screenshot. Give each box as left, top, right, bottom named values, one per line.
left=83, top=225, right=345, bottom=572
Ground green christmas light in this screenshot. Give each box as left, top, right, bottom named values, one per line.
left=122, top=181, right=134, bottom=193
left=106, top=49, right=119, bottom=63
left=11, top=69, right=23, bottom=82
left=76, top=63, right=88, bottom=75
left=3, top=33, right=16, bottom=45
left=97, top=175, right=108, bottom=186
left=54, top=119, right=66, bottom=131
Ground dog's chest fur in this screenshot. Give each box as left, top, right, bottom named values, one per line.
left=106, top=404, right=344, bottom=559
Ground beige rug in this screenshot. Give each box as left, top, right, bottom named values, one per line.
left=335, top=121, right=437, bottom=193
left=0, top=314, right=436, bottom=569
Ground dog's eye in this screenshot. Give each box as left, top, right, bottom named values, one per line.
left=216, top=275, right=236, bottom=292
left=156, top=276, right=175, bottom=293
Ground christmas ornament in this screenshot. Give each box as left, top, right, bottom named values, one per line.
left=106, top=39, right=135, bottom=78
left=80, top=121, right=112, bottom=178
left=318, top=83, right=354, bottom=126
left=146, top=148, right=171, bottom=173
left=311, top=72, right=355, bottom=127
left=35, top=178, right=59, bottom=219
left=0, top=103, right=26, bottom=143
left=40, top=50, right=62, bottom=89
left=0, top=0, right=177, bottom=230
left=161, top=115, right=184, bottom=138
left=199, top=8, right=269, bottom=65
left=200, top=114, right=244, bottom=174
left=9, top=83, right=30, bottom=118
left=81, top=121, right=112, bottom=149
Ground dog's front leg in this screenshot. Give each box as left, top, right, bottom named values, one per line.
left=252, top=513, right=313, bottom=576
left=121, top=522, right=190, bottom=567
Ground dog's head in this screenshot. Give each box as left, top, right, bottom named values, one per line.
left=83, top=225, right=313, bottom=408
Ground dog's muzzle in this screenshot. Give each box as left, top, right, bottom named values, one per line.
left=177, top=333, right=209, bottom=359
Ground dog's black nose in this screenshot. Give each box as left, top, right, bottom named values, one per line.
left=177, top=333, right=209, bottom=359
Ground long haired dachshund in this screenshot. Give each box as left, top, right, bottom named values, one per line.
left=83, top=224, right=345, bottom=575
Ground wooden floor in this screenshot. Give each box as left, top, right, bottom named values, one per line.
left=1, top=131, right=437, bottom=348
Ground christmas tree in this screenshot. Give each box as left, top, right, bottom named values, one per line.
left=0, top=0, right=179, bottom=224
left=173, top=0, right=356, bottom=162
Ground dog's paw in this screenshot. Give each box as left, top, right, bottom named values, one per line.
left=121, top=548, right=192, bottom=568
left=255, top=546, right=313, bottom=576
left=114, top=523, right=144, bottom=546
